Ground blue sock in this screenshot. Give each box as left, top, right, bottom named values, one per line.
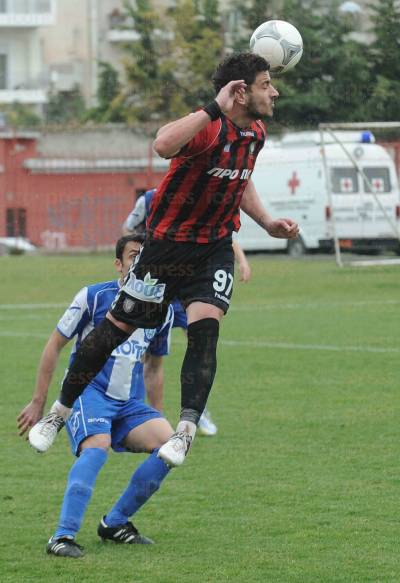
left=54, top=448, right=108, bottom=539
left=105, top=450, right=170, bottom=527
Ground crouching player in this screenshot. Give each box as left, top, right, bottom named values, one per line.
left=17, top=234, right=174, bottom=558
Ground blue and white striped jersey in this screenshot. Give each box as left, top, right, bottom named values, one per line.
left=57, top=280, right=173, bottom=401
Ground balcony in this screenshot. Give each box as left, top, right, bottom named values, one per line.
left=0, top=88, right=47, bottom=104
left=107, top=29, right=140, bottom=43
left=0, top=0, right=56, bottom=27
left=107, top=9, right=173, bottom=43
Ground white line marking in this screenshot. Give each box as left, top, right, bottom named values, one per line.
left=0, top=331, right=49, bottom=339
left=0, top=303, right=67, bottom=310
left=0, top=299, right=399, bottom=312
left=0, top=329, right=396, bottom=354
left=0, top=314, right=56, bottom=321
left=173, top=336, right=397, bottom=354
left=230, top=299, right=400, bottom=311
left=219, top=339, right=399, bottom=354
left=348, top=259, right=400, bottom=267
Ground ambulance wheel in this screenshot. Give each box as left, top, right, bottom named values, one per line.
left=287, top=237, right=306, bottom=257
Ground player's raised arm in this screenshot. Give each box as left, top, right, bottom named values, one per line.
left=123, top=195, right=146, bottom=234
left=153, top=79, right=247, bottom=158
left=153, top=111, right=211, bottom=158
left=240, top=179, right=299, bottom=239
left=17, top=330, right=69, bottom=436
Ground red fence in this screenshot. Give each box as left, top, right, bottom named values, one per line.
left=0, top=132, right=167, bottom=250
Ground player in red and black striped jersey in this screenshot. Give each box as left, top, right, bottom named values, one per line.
left=31, top=53, right=299, bottom=467
left=147, top=114, right=266, bottom=243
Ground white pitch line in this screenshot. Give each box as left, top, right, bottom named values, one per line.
left=0, top=313, right=56, bottom=321
left=349, top=258, right=400, bottom=267
left=0, top=331, right=49, bottom=339
left=0, top=329, right=396, bottom=354
left=0, top=299, right=399, bottom=312
left=231, top=299, right=400, bottom=311
left=219, top=339, right=399, bottom=354
left=0, top=303, right=67, bottom=310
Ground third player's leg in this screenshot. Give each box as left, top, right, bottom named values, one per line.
left=123, top=418, right=174, bottom=453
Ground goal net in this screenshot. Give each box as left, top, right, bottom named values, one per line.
left=318, top=122, right=400, bottom=267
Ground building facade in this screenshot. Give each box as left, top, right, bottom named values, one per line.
left=0, top=0, right=56, bottom=112
left=0, top=0, right=379, bottom=113
left=0, top=127, right=168, bottom=249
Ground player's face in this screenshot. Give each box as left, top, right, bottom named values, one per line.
left=115, top=241, right=142, bottom=278
left=246, top=71, right=279, bottom=119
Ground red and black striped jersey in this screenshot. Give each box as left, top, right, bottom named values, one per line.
left=147, top=114, right=266, bottom=243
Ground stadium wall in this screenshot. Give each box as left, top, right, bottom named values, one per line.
left=0, top=130, right=168, bottom=250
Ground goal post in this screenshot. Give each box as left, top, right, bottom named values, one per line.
left=318, top=122, right=400, bottom=267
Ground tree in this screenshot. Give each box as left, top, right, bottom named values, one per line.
left=103, top=0, right=179, bottom=129
left=273, top=0, right=372, bottom=128
left=45, top=85, right=86, bottom=125
left=4, top=103, right=41, bottom=128
left=366, top=0, right=400, bottom=120
left=369, top=0, right=400, bottom=80
left=226, top=0, right=275, bottom=52
left=85, top=62, right=125, bottom=123
left=241, top=0, right=275, bottom=32
left=169, top=0, right=224, bottom=112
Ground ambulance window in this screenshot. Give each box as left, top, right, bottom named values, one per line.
left=363, top=167, right=391, bottom=193
left=331, top=168, right=359, bottom=194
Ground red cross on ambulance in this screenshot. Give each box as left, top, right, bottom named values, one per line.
left=288, top=171, right=300, bottom=194
left=371, top=178, right=384, bottom=192
left=340, top=177, right=354, bottom=192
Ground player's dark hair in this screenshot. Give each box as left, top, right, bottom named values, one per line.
left=115, top=234, right=144, bottom=260
left=212, top=52, right=270, bottom=94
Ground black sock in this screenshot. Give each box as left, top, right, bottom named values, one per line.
left=180, top=318, right=220, bottom=424
left=59, top=319, right=130, bottom=408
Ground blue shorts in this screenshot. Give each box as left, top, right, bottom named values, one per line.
left=66, top=386, right=162, bottom=456
left=172, top=300, right=188, bottom=330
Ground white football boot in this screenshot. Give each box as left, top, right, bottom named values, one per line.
left=157, top=431, right=193, bottom=467
left=29, top=402, right=70, bottom=453
left=197, top=408, right=217, bottom=437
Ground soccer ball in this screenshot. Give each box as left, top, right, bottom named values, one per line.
left=250, top=20, right=303, bottom=74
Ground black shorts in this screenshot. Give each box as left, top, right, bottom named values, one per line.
left=110, top=237, right=235, bottom=328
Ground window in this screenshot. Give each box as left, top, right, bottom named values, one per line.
left=363, top=167, right=391, bottom=193
left=0, top=1, right=7, bottom=14
left=0, top=54, right=7, bottom=90
left=37, top=0, right=51, bottom=13
left=331, top=168, right=359, bottom=194
left=6, top=208, right=27, bottom=237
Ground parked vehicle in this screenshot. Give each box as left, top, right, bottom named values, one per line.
left=238, top=131, right=400, bottom=255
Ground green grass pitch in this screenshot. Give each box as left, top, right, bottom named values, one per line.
left=1, top=253, right=399, bottom=582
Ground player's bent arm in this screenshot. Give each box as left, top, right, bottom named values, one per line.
left=17, top=329, right=69, bottom=435
left=123, top=196, right=146, bottom=233
left=153, top=110, right=211, bottom=159
left=240, top=179, right=299, bottom=239
left=153, top=80, right=247, bottom=158
left=232, top=240, right=251, bottom=283
left=143, top=353, right=164, bottom=413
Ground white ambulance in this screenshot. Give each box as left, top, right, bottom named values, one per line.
left=238, top=131, right=400, bottom=255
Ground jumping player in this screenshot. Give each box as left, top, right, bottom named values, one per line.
left=30, top=52, right=299, bottom=467
left=19, top=235, right=174, bottom=557
left=123, top=186, right=252, bottom=435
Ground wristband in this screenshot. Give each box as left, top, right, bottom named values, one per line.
left=203, top=100, right=222, bottom=121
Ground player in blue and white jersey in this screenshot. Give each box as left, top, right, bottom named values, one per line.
left=122, top=188, right=156, bottom=236
left=18, top=235, right=175, bottom=558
